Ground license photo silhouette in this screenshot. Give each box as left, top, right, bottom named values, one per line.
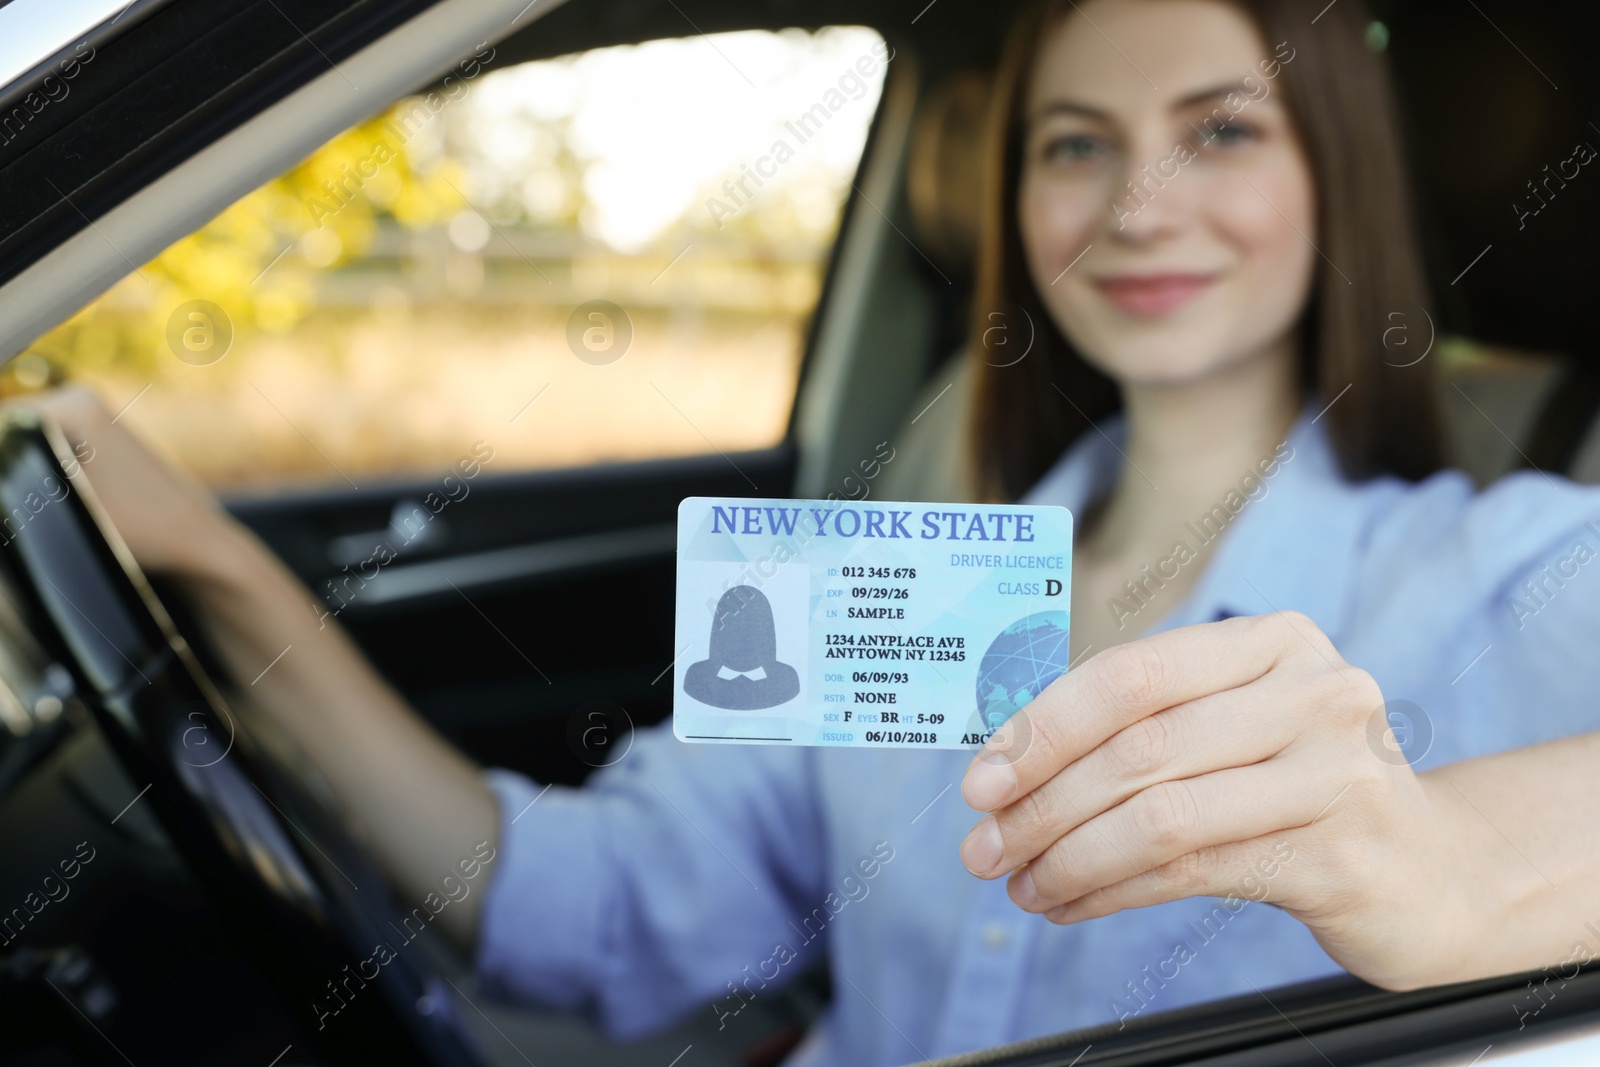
left=682, top=584, right=801, bottom=710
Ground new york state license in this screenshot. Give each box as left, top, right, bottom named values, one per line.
left=673, top=497, right=1074, bottom=748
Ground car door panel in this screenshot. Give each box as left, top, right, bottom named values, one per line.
left=225, top=443, right=796, bottom=783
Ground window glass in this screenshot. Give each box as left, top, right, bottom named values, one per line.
left=12, top=27, right=889, bottom=490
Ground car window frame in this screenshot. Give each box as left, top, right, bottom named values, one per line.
left=918, top=968, right=1600, bottom=1067
left=4, top=1, right=906, bottom=492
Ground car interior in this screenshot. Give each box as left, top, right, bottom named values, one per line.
left=2, top=0, right=1600, bottom=1064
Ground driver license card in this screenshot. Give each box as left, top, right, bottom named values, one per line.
left=673, top=496, right=1073, bottom=748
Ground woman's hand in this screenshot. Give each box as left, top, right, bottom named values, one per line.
left=957, top=611, right=1473, bottom=991
left=16, top=385, right=244, bottom=580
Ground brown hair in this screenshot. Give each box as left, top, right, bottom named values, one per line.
left=968, top=0, right=1443, bottom=502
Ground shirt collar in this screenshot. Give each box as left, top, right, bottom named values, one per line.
left=1019, top=396, right=1371, bottom=645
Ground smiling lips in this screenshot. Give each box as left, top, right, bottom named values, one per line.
left=1092, top=272, right=1217, bottom=316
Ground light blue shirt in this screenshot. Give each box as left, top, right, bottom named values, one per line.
left=475, top=399, right=1600, bottom=1065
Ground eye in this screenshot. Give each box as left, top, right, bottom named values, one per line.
left=1039, top=133, right=1107, bottom=166
left=1195, top=120, right=1258, bottom=149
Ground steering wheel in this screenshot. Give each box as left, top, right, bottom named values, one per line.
left=0, top=411, right=485, bottom=1065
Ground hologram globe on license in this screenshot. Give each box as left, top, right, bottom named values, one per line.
left=975, top=611, right=1072, bottom=731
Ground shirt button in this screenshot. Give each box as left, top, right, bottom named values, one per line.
left=982, top=923, right=1009, bottom=950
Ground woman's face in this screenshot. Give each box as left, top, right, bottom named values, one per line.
left=1017, top=0, right=1317, bottom=386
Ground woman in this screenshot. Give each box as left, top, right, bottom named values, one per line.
left=28, top=0, right=1600, bottom=1062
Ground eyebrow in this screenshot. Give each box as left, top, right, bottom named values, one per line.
left=1029, top=79, right=1260, bottom=123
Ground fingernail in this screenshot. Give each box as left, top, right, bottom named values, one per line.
left=959, top=816, right=1004, bottom=876
left=1009, top=867, right=1039, bottom=909
left=961, top=758, right=1016, bottom=811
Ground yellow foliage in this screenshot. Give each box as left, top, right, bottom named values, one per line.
left=19, top=101, right=464, bottom=382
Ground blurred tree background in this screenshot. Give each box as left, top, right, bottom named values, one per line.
left=7, top=27, right=887, bottom=490
left=21, top=110, right=466, bottom=382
